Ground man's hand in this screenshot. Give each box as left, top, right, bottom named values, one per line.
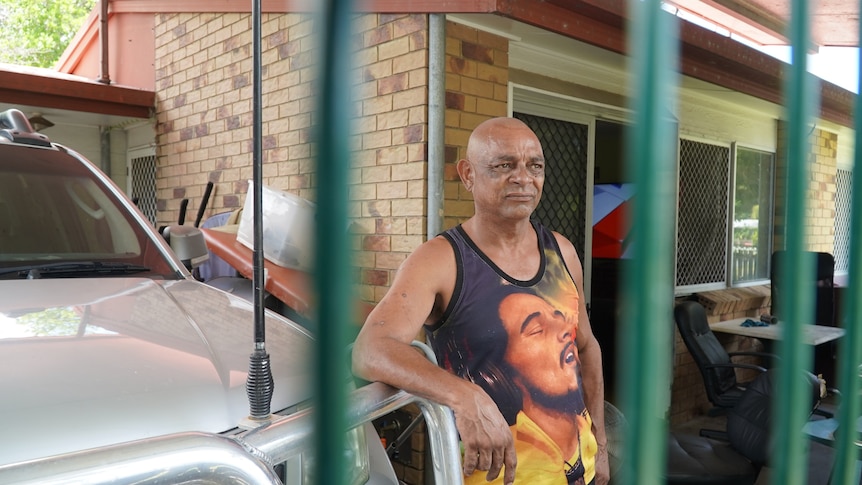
left=454, top=386, right=517, bottom=485
left=594, top=443, right=611, bottom=485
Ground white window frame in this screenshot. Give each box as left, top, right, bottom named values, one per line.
left=728, top=142, right=775, bottom=288
left=675, top=136, right=775, bottom=295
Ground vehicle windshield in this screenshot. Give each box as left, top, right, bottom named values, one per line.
left=0, top=145, right=179, bottom=279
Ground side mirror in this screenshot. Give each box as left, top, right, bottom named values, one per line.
left=161, top=225, right=209, bottom=270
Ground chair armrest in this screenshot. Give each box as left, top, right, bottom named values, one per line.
left=728, top=351, right=778, bottom=361
left=703, top=362, right=768, bottom=373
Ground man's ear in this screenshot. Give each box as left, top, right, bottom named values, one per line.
left=456, top=159, right=473, bottom=191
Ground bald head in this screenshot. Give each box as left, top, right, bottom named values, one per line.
left=465, top=117, right=541, bottom=165
left=456, top=117, right=545, bottom=221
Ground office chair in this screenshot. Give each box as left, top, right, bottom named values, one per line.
left=666, top=368, right=822, bottom=485
left=674, top=300, right=777, bottom=416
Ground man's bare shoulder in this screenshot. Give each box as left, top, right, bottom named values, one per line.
left=551, top=230, right=578, bottom=256
left=366, top=234, right=456, bottom=330
left=396, top=234, right=456, bottom=283
left=550, top=230, right=585, bottom=273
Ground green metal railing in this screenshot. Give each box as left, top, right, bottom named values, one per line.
left=306, top=0, right=862, bottom=484
left=314, top=2, right=354, bottom=485
left=618, top=0, right=677, bottom=482
left=771, top=1, right=817, bottom=482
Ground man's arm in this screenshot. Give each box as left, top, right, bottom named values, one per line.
left=351, top=236, right=516, bottom=484
left=554, top=233, right=609, bottom=485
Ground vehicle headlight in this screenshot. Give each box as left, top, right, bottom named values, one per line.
left=299, top=425, right=370, bottom=485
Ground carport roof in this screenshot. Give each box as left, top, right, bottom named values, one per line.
left=0, top=63, right=154, bottom=122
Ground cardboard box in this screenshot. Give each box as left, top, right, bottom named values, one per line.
left=237, top=181, right=314, bottom=270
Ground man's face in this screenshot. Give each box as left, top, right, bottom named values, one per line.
left=467, top=125, right=545, bottom=220
left=499, top=292, right=580, bottom=399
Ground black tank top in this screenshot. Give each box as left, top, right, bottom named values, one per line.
left=425, top=222, right=590, bottom=424
left=425, top=222, right=597, bottom=483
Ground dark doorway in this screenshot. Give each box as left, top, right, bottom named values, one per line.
left=589, top=119, right=627, bottom=402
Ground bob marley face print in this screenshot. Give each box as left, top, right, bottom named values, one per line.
left=498, top=292, right=585, bottom=415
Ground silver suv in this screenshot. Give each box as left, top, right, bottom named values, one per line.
left=0, top=108, right=447, bottom=484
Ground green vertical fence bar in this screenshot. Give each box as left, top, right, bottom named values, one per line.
left=832, top=6, right=862, bottom=481
left=619, top=1, right=677, bottom=483
left=314, top=1, right=354, bottom=485
left=772, top=0, right=815, bottom=483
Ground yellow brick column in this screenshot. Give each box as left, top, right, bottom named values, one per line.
left=774, top=122, right=838, bottom=252
left=349, top=14, right=430, bottom=306
left=443, top=21, right=510, bottom=229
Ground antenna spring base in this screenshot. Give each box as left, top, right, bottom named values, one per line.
left=247, top=348, right=274, bottom=418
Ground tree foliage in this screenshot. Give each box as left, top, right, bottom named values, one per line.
left=0, top=0, right=96, bottom=68
left=17, top=307, right=82, bottom=336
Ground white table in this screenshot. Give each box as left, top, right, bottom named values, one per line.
left=710, top=317, right=846, bottom=346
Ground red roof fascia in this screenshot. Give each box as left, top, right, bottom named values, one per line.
left=0, top=70, right=153, bottom=118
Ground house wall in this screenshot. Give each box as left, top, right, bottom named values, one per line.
left=442, top=21, right=509, bottom=229
left=153, top=11, right=430, bottom=306
left=774, top=123, right=839, bottom=253
left=48, top=125, right=100, bottom=164
left=151, top=8, right=846, bottom=475
left=350, top=14, right=431, bottom=305
left=48, top=124, right=128, bottom=189
left=154, top=12, right=320, bottom=225
left=59, top=10, right=156, bottom=90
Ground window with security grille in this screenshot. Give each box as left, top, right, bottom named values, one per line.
left=834, top=168, right=852, bottom=273
left=130, top=154, right=157, bottom=227
left=514, top=112, right=589, bottom=262
left=676, top=139, right=730, bottom=287
left=731, top=146, right=773, bottom=284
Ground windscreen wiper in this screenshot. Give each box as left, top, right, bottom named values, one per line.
left=0, top=262, right=151, bottom=279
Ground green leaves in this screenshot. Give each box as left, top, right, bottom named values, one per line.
left=0, top=0, right=96, bottom=68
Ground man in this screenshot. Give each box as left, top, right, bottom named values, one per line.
left=352, top=117, right=609, bottom=484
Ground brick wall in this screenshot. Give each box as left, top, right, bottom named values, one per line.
left=774, top=123, right=838, bottom=253
left=155, top=12, right=319, bottom=225
left=443, top=21, right=509, bottom=229
left=351, top=13, right=430, bottom=305
left=808, top=128, right=839, bottom=252
left=154, top=12, right=429, bottom=307
left=351, top=14, right=431, bottom=485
